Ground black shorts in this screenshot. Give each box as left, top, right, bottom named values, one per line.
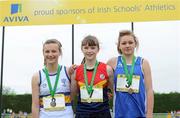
left=75, top=111, right=112, bottom=118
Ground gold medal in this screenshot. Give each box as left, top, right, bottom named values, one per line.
left=128, top=88, right=133, bottom=94
left=87, top=98, right=91, bottom=103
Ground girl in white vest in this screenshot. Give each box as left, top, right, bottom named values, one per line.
left=31, top=39, right=74, bottom=118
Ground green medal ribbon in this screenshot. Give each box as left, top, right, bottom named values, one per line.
left=44, top=65, right=61, bottom=98
left=122, top=56, right=136, bottom=88
left=83, top=60, right=99, bottom=96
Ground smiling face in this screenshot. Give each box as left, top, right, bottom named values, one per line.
left=81, top=35, right=99, bottom=62
left=43, top=43, right=61, bottom=65
left=82, top=44, right=99, bottom=61
left=119, top=35, right=136, bottom=56
left=43, top=39, right=62, bottom=66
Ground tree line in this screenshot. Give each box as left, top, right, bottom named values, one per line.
left=1, top=92, right=180, bottom=113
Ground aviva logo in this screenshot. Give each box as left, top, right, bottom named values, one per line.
left=3, top=3, right=29, bottom=23
left=11, top=4, right=22, bottom=14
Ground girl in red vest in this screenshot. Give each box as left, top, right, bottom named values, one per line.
left=71, top=35, right=114, bottom=118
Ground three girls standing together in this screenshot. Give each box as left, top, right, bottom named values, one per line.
left=32, top=30, right=154, bottom=118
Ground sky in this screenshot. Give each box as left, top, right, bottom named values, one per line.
left=0, top=20, right=180, bottom=94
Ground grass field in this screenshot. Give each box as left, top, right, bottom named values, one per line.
left=153, top=113, right=168, bottom=118
left=2, top=113, right=179, bottom=118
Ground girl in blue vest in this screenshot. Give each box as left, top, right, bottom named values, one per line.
left=107, top=30, right=154, bottom=118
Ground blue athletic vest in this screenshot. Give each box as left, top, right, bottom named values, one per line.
left=114, top=56, right=146, bottom=118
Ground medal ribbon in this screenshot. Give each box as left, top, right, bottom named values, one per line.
left=84, top=60, right=98, bottom=96
left=122, top=55, right=136, bottom=87
left=44, top=65, right=61, bottom=98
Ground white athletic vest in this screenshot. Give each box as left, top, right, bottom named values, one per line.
left=39, top=65, right=73, bottom=118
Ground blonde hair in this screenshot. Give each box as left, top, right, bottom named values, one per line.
left=117, top=30, right=139, bottom=54
left=43, top=39, right=62, bottom=54
left=43, top=39, right=62, bottom=65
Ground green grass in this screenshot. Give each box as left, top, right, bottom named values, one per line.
left=153, top=113, right=169, bottom=118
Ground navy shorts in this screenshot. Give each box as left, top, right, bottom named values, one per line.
left=75, top=111, right=112, bottom=118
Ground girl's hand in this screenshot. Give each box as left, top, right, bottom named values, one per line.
left=69, top=64, right=78, bottom=75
